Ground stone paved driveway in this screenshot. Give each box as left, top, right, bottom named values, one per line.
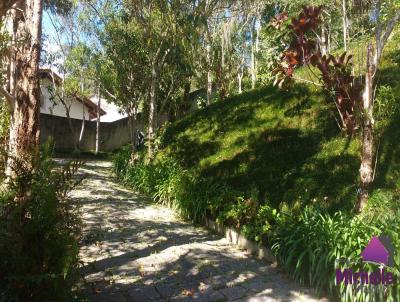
left=72, top=161, right=325, bottom=302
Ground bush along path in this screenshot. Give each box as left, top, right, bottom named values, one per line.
left=73, top=161, right=324, bottom=302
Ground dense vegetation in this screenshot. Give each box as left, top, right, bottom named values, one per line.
left=1, top=0, right=400, bottom=301
left=0, top=144, right=82, bottom=302
left=114, top=84, right=400, bottom=301
left=113, top=30, right=400, bottom=300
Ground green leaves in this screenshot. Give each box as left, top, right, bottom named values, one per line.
left=270, top=205, right=400, bottom=301
left=0, top=147, right=81, bottom=301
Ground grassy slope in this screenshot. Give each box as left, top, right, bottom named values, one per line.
left=159, top=34, right=400, bottom=214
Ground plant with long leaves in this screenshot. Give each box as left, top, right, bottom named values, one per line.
left=274, top=6, right=363, bottom=135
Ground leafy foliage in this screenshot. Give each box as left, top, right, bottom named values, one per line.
left=113, top=148, right=241, bottom=222
left=113, top=122, right=400, bottom=301
left=0, top=143, right=82, bottom=302
left=374, top=85, right=400, bottom=126
left=274, top=6, right=363, bottom=135
left=271, top=205, right=400, bottom=301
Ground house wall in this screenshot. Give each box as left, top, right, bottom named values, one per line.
left=40, top=113, right=146, bottom=152
left=40, top=79, right=91, bottom=121
left=91, top=96, right=127, bottom=122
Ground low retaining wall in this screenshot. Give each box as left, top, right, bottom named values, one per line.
left=203, top=218, right=276, bottom=263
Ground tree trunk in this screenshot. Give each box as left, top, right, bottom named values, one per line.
left=95, top=87, right=101, bottom=154
left=128, top=109, right=138, bottom=153
left=0, top=0, right=17, bottom=19
left=355, top=44, right=375, bottom=213
left=342, top=0, right=348, bottom=51
left=148, top=65, right=157, bottom=160
left=327, top=26, right=331, bottom=53
left=183, top=80, right=191, bottom=112
left=255, top=19, right=260, bottom=85
left=78, top=102, right=85, bottom=150
left=238, top=71, right=243, bottom=94
left=219, top=33, right=226, bottom=100
left=5, top=8, right=17, bottom=109
left=65, top=108, right=78, bottom=151
left=320, top=25, right=327, bottom=56
left=206, top=44, right=212, bottom=106
left=6, top=0, right=43, bottom=178
left=250, top=25, right=256, bottom=89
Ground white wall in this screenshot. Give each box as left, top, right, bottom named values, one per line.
left=40, top=79, right=91, bottom=120
left=90, top=96, right=127, bottom=123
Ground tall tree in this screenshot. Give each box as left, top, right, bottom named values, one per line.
left=1, top=0, right=73, bottom=178
left=273, top=3, right=400, bottom=213
left=100, top=17, right=147, bottom=154
left=2, top=0, right=43, bottom=178
left=355, top=0, right=400, bottom=212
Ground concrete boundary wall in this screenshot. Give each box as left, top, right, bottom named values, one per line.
left=203, top=218, right=277, bottom=263
left=40, top=113, right=145, bottom=152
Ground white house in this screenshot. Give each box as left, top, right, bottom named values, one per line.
left=39, top=69, right=106, bottom=120
left=90, top=96, right=127, bottom=123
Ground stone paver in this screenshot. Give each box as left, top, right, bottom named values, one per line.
left=73, top=161, right=325, bottom=302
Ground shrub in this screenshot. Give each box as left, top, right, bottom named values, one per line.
left=113, top=148, right=241, bottom=222
left=271, top=206, right=400, bottom=301
left=218, top=196, right=259, bottom=229
left=0, top=143, right=82, bottom=302
left=112, top=145, right=132, bottom=177
left=241, top=204, right=277, bottom=243
left=176, top=177, right=239, bottom=222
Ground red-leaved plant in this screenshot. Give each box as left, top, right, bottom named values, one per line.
left=274, top=6, right=363, bottom=135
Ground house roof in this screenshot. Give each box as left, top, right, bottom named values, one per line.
left=76, top=95, right=107, bottom=120
left=39, top=69, right=106, bottom=119
left=39, top=68, right=62, bottom=85
left=90, top=96, right=127, bottom=122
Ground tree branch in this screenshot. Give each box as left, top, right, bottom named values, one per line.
left=0, top=0, right=17, bottom=19
left=0, top=86, right=15, bottom=108
left=102, top=87, right=117, bottom=100
left=378, top=10, right=400, bottom=59
left=292, top=76, right=323, bottom=87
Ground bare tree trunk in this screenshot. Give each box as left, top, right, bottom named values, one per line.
left=78, top=102, right=85, bottom=150
left=5, top=8, right=16, bottom=108
left=355, top=44, right=375, bottom=213
left=128, top=113, right=135, bottom=150
left=206, top=44, right=212, bottom=106
left=183, top=80, right=191, bottom=112
left=354, top=5, right=400, bottom=213
left=6, top=0, right=43, bottom=178
left=128, top=108, right=138, bottom=153
left=327, top=26, right=331, bottom=53
left=64, top=107, right=78, bottom=151
left=255, top=19, right=260, bottom=85
left=250, top=24, right=256, bottom=89
left=95, top=87, right=101, bottom=154
left=342, top=0, right=348, bottom=51
left=219, top=32, right=226, bottom=100
left=320, top=25, right=327, bottom=56
left=148, top=65, right=157, bottom=160
left=238, top=63, right=243, bottom=94
left=77, top=78, right=85, bottom=150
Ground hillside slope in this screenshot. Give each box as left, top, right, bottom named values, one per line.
left=160, top=82, right=400, bottom=213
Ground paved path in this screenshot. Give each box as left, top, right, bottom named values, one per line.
left=73, top=161, right=324, bottom=302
